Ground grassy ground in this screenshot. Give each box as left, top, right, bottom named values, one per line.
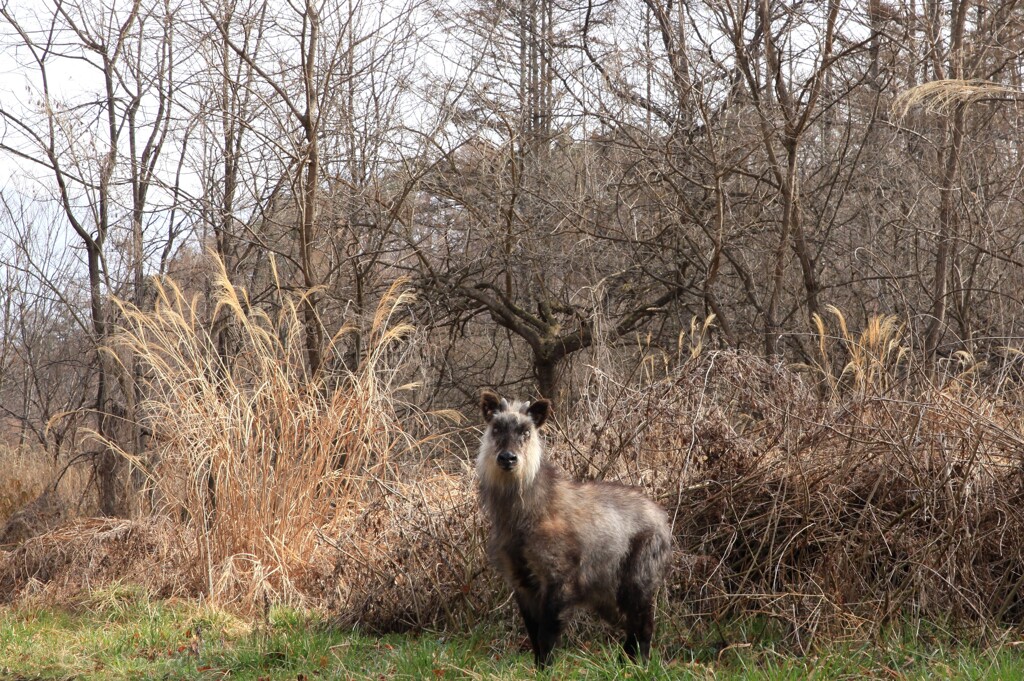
left=3, top=587, right=1024, bottom=680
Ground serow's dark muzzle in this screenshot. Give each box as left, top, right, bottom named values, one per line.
left=497, top=451, right=518, bottom=470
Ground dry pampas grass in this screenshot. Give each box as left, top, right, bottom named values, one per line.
left=894, top=79, right=1024, bottom=116
left=97, top=255, right=438, bottom=610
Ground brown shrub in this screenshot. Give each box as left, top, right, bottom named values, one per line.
left=0, top=489, right=69, bottom=546
left=328, top=462, right=495, bottom=632
left=1, top=445, right=95, bottom=546
left=552, top=342, right=1024, bottom=640
left=0, top=517, right=189, bottom=604
left=0, top=446, right=47, bottom=527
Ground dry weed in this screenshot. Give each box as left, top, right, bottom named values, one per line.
left=99, top=257, right=434, bottom=609
left=0, top=446, right=47, bottom=529
left=9, top=299, right=1024, bottom=643
left=555, top=318, right=1024, bottom=641
left=327, top=459, right=494, bottom=632
left=895, top=79, right=1024, bottom=116
left=0, top=517, right=186, bottom=604
left=0, top=445, right=94, bottom=545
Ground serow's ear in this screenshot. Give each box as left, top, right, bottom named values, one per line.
left=480, top=390, right=503, bottom=423
left=526, top=399, right=551, bottom=428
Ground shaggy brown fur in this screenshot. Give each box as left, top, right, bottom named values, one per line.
left=476, top=391, right=671, bottom=668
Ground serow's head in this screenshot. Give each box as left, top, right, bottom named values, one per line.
left=477, top=390, right=550, bottom=486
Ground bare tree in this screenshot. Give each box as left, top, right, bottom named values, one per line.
left=191, top=0, right=421, bottom=376
left=1, top=0, right=180, bottom=514
left=414, top=0, right=688, bottom=401
left=0, top=198, right=93, bottom=458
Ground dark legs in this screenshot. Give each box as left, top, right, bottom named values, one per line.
left=515, top=569, right=661, bottom=668
left=514, top=592, right=540, bottom=656
left=621, top=598, right=655, bottom=662
left=534, top=594, right=564, bottom=668
left=515, top=586, right=565, bottom=669
left=617, top=529, right=664, bottom=663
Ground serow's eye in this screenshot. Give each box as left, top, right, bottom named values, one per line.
left=519, top=430, right=530, bottom=441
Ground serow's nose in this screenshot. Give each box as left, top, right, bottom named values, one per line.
left=497, top=451, right=518, bottom=470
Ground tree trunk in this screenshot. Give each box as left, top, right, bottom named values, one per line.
left=924, top=104, right=965, bottom=363
left=87, top=243, right=120, bottom=517
left=534, top=353, right=560, bottom=403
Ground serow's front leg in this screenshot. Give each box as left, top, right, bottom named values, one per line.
left=533, top=584, right=566, bottom=669
left=513, top=591, right=540, bottom=657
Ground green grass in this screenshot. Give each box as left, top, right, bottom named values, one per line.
left=3, top=586, right=1024, bottom=679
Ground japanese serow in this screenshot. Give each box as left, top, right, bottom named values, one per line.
left=476, top=391, right=671, bottom=668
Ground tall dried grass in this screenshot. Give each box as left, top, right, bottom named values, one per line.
left=812, top=306, right=907, bottom=397
left=104, top=257, right=426, bottom=607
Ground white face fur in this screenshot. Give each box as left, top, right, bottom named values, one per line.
left=477, top=394, right=549, bottom=491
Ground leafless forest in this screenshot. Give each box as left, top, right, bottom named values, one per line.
left=3, top=0, right=1024, bottom=639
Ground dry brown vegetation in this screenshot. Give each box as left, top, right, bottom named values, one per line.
left=0, top=445, right=54, bottom=530
left=0, top=445, right=93, bottom=546
left=109, top=263, right=449, bottom=606
left=0, top=264, right=441, bottom=606
left=5, top=286, right=1024, bottom=647
left=3, top=0, right=1024, bottom=648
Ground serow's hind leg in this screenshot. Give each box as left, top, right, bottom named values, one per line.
left=617, top=528, right=663, bottom=663
left=621, top=598, right=654, bottom=662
